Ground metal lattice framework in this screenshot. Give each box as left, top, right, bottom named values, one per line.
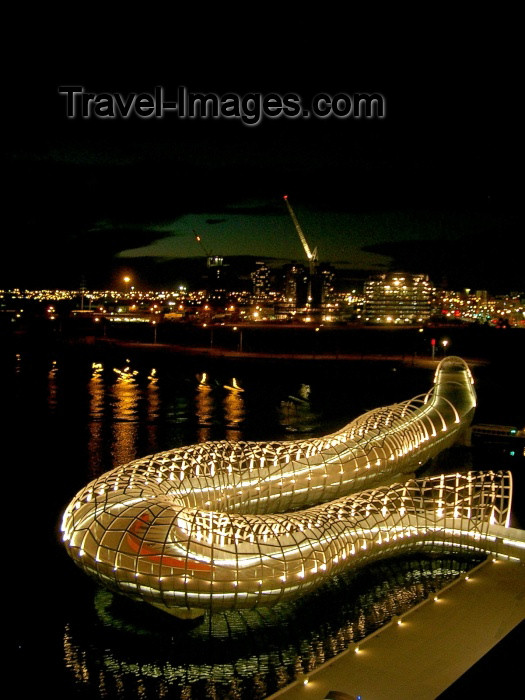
left=61, top=357, right=512, bottom=618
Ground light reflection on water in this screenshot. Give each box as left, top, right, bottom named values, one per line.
left=146, top=373, right=160, bottom=455
left=223, top=385, right=245, bottom=442
left=110, top=373, right=140, bottom=468
left=88, top=371, right=104, bottom=477
left=195, top=383, right=214, bottom=443
left=47, top=359, right=58, bottom=414
left=62, top=555, right=482, bottom=699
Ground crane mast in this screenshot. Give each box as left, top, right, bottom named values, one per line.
left=283, top=195, right=319, bottom=310
left=194, top=230, right=223, bottom=269
left=283, top=195, right=317, bottom=275
left=194, top=230, right=211, bottom=257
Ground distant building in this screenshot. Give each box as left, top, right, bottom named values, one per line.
left=281, top=263, right=309, bottom=309
left=316, top=263, right=336, bottom=307
left=251, top=261, right=271, bottom=299
left=278, top=262, right=337, bottom=312
left=363, top=272, right=435, bottom=324
left=475, top=290, right=488, bottom=303
left=206, top=256, right=231, bottom=308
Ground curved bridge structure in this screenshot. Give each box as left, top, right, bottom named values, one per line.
left=61, top=357, right=512, bottom=618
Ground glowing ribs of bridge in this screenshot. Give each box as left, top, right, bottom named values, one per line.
left=61, top=357, right=512, bottom=618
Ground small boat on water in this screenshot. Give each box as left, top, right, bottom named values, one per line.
left=223, top=378, right=244, bottom=392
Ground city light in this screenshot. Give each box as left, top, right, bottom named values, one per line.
left=1, top=266, right=523, bottom=328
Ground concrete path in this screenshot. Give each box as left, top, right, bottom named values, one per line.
left=268, top=558, right=525, bottom=700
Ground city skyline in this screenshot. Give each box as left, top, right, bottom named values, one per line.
left=5, top=23, right=521, bottom=295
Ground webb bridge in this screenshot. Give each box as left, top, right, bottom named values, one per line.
left=61, top=357, right=520, bottom=620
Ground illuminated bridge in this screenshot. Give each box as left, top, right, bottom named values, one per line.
left=61, top=357, right=515, bottom=619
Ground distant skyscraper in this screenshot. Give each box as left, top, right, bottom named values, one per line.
left=282, top=263, right=309, bottom=309
left=363, top=272, right=435, bottom=323
left=206, top=256, right=230, bottom=307
left=316, top=263, right=336, bottom=306
left=251, top=261, right=271, bottom=299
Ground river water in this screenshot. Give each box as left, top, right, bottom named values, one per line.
left=8, top=341, right=523, bottom=699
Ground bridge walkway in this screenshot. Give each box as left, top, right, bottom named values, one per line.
left=269, top=538, right=525, bottom=700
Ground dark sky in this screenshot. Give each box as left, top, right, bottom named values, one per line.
left=4, top=14, right=522, bottom=293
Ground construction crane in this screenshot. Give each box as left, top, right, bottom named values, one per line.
left=194, top=230, right=223, bottom=269
left=283, top=195, right=317, bottom=276
left=194, top=230, right=211, bottom=258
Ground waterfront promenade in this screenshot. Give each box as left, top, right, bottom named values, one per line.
left=77, top=337, right=491, bottom=370
left=268, top=549, right=525, bottom=700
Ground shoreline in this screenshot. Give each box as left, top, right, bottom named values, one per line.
left=4, top=330, right=492, bottom=369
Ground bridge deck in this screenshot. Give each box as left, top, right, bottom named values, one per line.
left=269, top=556, right=525, bottom=700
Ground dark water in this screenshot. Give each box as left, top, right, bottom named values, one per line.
left=8, top=342, right=523, bottom=699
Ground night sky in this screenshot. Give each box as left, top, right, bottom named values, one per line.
left=4, top=15, right=522, bottom=294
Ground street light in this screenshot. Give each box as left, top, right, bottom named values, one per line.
left=233, top=326, right=243, bottom=352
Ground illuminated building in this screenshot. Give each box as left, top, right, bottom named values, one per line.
left=281, top=262, right=309, bottom=309
left=278, top=262, right=336, bottom=312
left=317, top=262, right=336, bottom=306
left=437, top=289, right=525, bottom=326
left=205, top=255, right=229, bottom=307
left=62, top=358, right=514, bottom=619
left=251, top=261, right=271, bottom=299
left=363, top=272, right=435, bottom=324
